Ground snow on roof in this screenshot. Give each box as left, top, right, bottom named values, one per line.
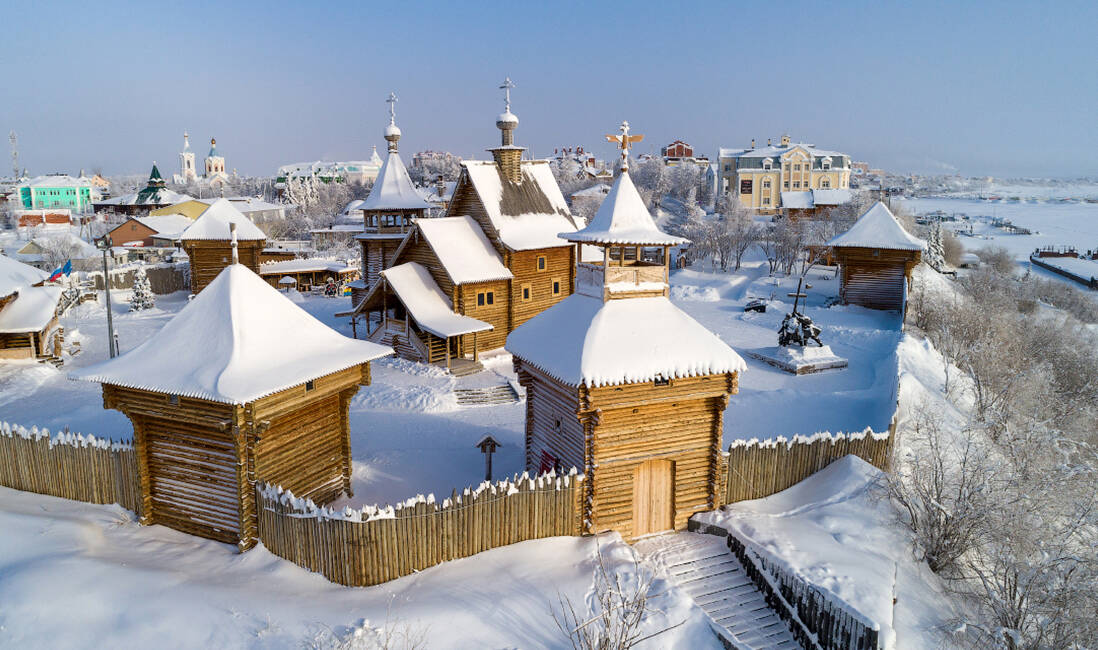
left=811, top=188, right=853, bottom=206
left=21, top=175, right=91, bottom=188
left=461, top=160, right=579, bottom=251
left=0, top=286, right=61, bottom=333
left=0, top=252, right=58, bottom=296
left=97, top=188, right=193, bottom=206
left=381, top=263, right=493, bottom=338
left=310, top=224, right=363, bottom=233
left=195, top=196, right=285, bottom=213
left=342, top=199, right=366, bottom=214
left=781, top=191, right=814, bottom=210
left=565, top=170, right=687, bottom=246
left=361, top=151, right=431, bottom=211
left=70, top=265, right=392, bottom=404
left=415, top=216, right=513, bottom=285
left=828, top=202, right=926, bottom=251
left=179, top=198, right=267, bottom=241
left=29, top=232, right=98, bottom=258
left=506, top=294, right=746, bottom=388
left=718, top=143, right=846, bottom=160
left=259, top=258, right=355, bottom=274
left=133, top=214, right=194, bottom=237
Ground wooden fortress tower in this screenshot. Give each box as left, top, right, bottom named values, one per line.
left=72, top=247, right=392, bottom=549
left=507, top=123, right=747, bottom=539
left=180, top=198, right=267, bottom=294
left=827, top=202, right=925, bottom=311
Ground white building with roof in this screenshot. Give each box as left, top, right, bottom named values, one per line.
left=276, top=148, right=384, bottom=186
left=0, top=253, right=63, bottom=362
left=717, top=134, right=852, bottom=214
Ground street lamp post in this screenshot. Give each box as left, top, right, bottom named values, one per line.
left=95, top=235, right=117, bottom=358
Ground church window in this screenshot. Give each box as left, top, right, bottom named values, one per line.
left=521, top=284, right=532, bottom=301
left=552, top=278, right=562, bottom=296
left=477, top=291, right=495, bottom=306
left=537, top=255, right=546, bottom=271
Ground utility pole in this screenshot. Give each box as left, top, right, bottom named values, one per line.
left=9, top=131, right=18, bottom=179
left=95, top=235, right=117, bottom=358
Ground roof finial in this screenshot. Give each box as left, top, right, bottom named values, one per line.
left=183, top=131, right=190, bottom=150
left=386, top=91, right=397, bottom=126
left=500, top=77, right=515, bottom=113
left=605, top=120, right=644, bottom=172
left=229, top=221, right=239, bottom=265
left=384, top=92, right=402, bottom=152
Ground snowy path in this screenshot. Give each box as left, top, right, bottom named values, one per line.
left=635, top=532, right=801, bottom=650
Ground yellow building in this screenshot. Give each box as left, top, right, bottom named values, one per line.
left=717, top=134, right=851, bottom=214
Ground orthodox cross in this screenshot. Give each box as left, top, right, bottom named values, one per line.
left=386, top=92, right=397, bottom=124
left=500, top=77, right=515, bottom=112
left=605, top=120, right=644, bottom=170
left=787, top=276, right=808, bottom=315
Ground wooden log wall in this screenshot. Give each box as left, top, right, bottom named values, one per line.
left=505, top=247, right=574, bottom=329
left=92, top=265, right=189, bottom=294
left=456, top=279, right=509, bottom=350
left=255, top=470, right=584, bottom=587
left=723, top=422, right=895, bottom=506
left=0, top=421, right=141, bottom=515
left=183, top=240, right=264, bottom=294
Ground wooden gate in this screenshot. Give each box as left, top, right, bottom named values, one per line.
left=144, top=417, right=241, bottom=544
left=843, top=263, right=905, bottom=310
left=632, top=459, right=674, bottom=537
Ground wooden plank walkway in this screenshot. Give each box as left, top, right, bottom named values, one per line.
left=635, top=532, right=802, bottom=650
left=453, top=384, right=519, bottom=406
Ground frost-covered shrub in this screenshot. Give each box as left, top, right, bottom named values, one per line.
left=128, top=267, right=155, bottom=311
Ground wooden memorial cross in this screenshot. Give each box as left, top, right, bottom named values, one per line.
left=475, top=435, right=502, bottom=481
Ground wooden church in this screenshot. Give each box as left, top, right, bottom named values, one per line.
left=71, top=243, right=393, bottom=549
left=343, top=81, right=586, bottom=370
left=506, top=123, right=747, bottom=540
left=180, top=198, right=267, bottom=294
left=349, top=93, right=432, bottom=307
left=827, top=202, right=925, bottom=311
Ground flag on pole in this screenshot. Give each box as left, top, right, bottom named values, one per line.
left=47, top=259, right=72, bottom=282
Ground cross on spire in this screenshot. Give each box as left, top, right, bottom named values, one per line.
left=605, top=120, right=644, bottom=171
left=500, top=77, right=515, bottom=113
left=386, top=92, right=397, bottom=125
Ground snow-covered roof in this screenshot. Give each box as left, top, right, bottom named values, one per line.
left=0, top=254, right=48, bottom=297
left=342, top=199, right=366, bottom=214
left=361, top=151, right=431, bottom=211
left=97, top=188, right=193, bottom=206
left=781, top=191, right=814, bottom=210
left=259, top=259, right=355, bottom=275
left=507, top=294, right=746, bottom=388
left=828, top=202, right=926, bottom=251
left=566, top=170, right=687, bottom=246
left=381, top=263, right=493, bottom=338
left=179, top=198, right=267, bottom=241
left=460, top=160, right=579, bottom=251
left=812, top=188, right=853, bottom=206
left=20, top=175, right=91, bottom=189
left=0, top=284, right=61, bottom=333
left=195, top=196, right=285, bottom=213
left=0, top=285, right=61, bottom=333
left=415, top=216, right=513, bottom=285
left=28, top=233, right=98, bottom=259
left=718, top=143, right=846, bottom=160
left=70, top=265, right=392, bottom=404
left=133, top=214, right=194, bottom=238
left=310, top=224, right=363, bottom=234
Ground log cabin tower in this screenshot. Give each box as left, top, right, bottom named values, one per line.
left=180, top=198, right=267, bottom=294
left=489, top=77, right=523, bottom=183
left=350, top=92, right=431, bottom=307
left=507, top=122, right=747, bottom=540
left=827, top=202, right=925, bottom=311
left=71, top=264, right=393, bottom=549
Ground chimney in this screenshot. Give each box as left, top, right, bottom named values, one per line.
left=780, top=133, right=791, bottom=147
left=751, top=138, right=756, bottom=148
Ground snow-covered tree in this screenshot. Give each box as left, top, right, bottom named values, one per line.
left=924, top=222, right=946, bottom=270
left=129, top=267, right=155, bottom=311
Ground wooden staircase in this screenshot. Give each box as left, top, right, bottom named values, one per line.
left=453, top=384, right=519, bottom=406
left=635, top=533, right=801, bottom=650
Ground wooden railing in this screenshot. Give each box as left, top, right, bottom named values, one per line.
left=256, top=469, right=584, bottom=587
left=0, top=421, right=141, bottom=515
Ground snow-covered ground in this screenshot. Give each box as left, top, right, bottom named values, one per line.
left=0, top=486, right=719, bottom=649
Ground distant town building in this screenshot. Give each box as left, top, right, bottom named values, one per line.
left=149, top=197, right=286, bottom=226
left=16, top=174, right=93, bottom=212
left=660, top=140, right=709, bottom=168
left=717, top=134, right=851, bottom=214
left=276, top=150, right=384, bottom=187
left=176, top=132, right=198, bottom=184
left=94, top=164, right=194, bottom=216
left=204, top=138, right=228, bottom=186
left=851, top=161, right=870, bottom=175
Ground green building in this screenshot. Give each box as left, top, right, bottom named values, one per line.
left=18, top=175, right=93, bottom=212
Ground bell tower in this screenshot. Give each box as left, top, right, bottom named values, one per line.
left=488, top=77, right=524, bottom=183
left=179, top=132, right=197, bottom=183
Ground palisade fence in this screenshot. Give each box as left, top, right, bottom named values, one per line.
left=0, top=421, right=141, bottom=514
left=722, top=420, right=896, bottom=506
left=255, top=470, right=585, bottom=586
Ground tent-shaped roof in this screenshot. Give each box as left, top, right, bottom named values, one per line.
left=0, top=286, right=61, bottom=333
left=415, top=216, right=513, bottom=285
left=180, top=198, right=267, bottom=241
left=460, top=160, right=580, bottom=251
left=381, top=263, right=493, bottom=338
left=506, top=293, right=746, bottom=388
left=827, top=202, right=926, bottom=251
left=0, top=253, right=49, bottom=297
left=70, top=265, right=392, bottom=404
left=361, top=151, right=431, bottom=211
left=564, top=169, right=687, bottom=246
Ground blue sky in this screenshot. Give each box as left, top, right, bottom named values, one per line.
left=2, top=0, right=1095, bottom=178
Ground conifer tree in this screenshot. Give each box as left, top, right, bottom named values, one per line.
left=129, top=267, right=155, bottom=311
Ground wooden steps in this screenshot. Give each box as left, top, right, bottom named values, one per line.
left=453, top=384, right=519, bottom=406
left=636, top=532, right=801, bottom=650
left=435, top=357, right=484, bottom=377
